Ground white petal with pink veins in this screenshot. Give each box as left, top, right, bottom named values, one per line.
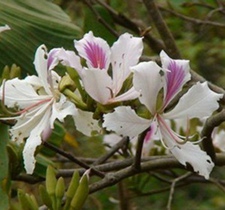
left=163, top=82, right=223, bottom=120
left=75, top=31, right=111, bottom=70
left=160, top=51, right=191, bottom=108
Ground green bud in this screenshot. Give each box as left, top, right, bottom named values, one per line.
left=18, top=189, right=36, bottom=210
left=1, top=65, right=10, bottom=80
left=46, top=165, right=57, bottom=196
left=66, top=66, right=79, bottom=81
left=39, top=185, right=52, bottom=209
left=70, top=171, right=89, bottom=210
left=59, top=74, right=76, bottom=92
left=63, top=170, right=80, bottom=210
left=55, top=177, right=65, bottom=198
left=10, top=64, right=21, bottom=79
left=27, top=194, right=39, bottom=210
left=55, top=177, right=65, bottom=210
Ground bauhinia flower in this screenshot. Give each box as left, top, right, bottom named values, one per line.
left=103, top=51, right=223, bottom=179
left=52, top=31, right=143, bottom=104
left=0, top=45, right=100, bottom=174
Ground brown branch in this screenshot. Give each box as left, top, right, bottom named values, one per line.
left=143, top=0, right=181, bottom=58
left=81, top=0, right=119, bottom=37
left=201, top=109, right=225, bottom=161
left=132, top=129, right=149, bottom=171
left=94, top=0, right=165, bottom=53
left=43, top=141, right=105, bottom=178
left=93, top=137, right=129, bottom=165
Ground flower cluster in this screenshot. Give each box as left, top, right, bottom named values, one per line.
left=0, top=29, right=222, bottom=178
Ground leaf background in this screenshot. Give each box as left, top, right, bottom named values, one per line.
left=0, top=0, right=81, bottom=75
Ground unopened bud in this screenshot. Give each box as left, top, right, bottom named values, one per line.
left=70, top=170, right=90, bottom=210
left=55, top=177, right=65, bottom=198
left=59, top=74, right=76, bottom=92
left=39, top=185, right=52, bottom=209
left=1, top=65, right=10, bottom=80
left=10, top=64, right=21, bottom=79
left=46, top=165, right=57, bottom=196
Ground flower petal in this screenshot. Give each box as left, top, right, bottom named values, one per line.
left=50, top=48, right=83, bottom=76
left=34, top=45, right=52, bottom=95
left=163, top=82, right=223, bottom=119
left=103, top=133, right=122, bottom=149
left=23, top=108, right=52, bottom=174
left=73, top=109, right=101, bottom=136
left=111, top=33, right=143, bottom=94
left=74, top=31, right=110, bottom=70
left=171, top=142, right=214, bottom=179
left=160, top=51, right=191, bottom=108
left=158, top=115, right=214, bottom=179
left=82, top=68, right=113, bottom=104
left=0, top=77, right=51, bottom=109
left=132, top=61, right=163, bottom=114
left=0, top=24, right=10, bottom=33
left=103, top=106, right=150, bottom=138
left=51, top=95, right=77, bottom=128
left=109, top=87, right=140, bottom=103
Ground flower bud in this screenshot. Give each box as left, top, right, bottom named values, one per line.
left=55, top=177, right=65, bottom=199
left=39, top=185, right=52, bottom=209
left=59, top=74, right=76, bottom=93
left=46, top=165, right=57, bottom=196
left=10, top=64, right=21, bottom=79
left=70, top=170, right=90, bottom=210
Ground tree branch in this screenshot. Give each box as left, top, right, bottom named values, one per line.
left=201, top=109, right=225, bottom=161
left=143, top=0, right=181, bottom=58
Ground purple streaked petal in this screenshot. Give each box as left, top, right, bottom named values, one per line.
left=48, top=48, right=61, bottom=70
left=160, top=51, right=191, bottom=109
left=52, top=48, right=83, bottom=76
left=74, top=31, right=110, bottom=70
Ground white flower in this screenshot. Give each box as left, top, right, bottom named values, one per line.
left=0, top=45, right=100, bottom=174
left=103, top=51, right=223, bottom=179
left=50, top=31, right=144, bottom=104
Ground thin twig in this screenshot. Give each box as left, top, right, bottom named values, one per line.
left=160, top=6, right=225, bottom=28
left=143, top=0, right=181, bottom=58
left=94, top=0, right=165, bottom=53
left=43, top=141, right=105, bottom=178
left=167, top=172, right=192, bottom=210
left=93, top=137, right=130, bottom=165
left=81, top=0, right=119, bottom=37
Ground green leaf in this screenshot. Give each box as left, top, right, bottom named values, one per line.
left=0, top=0, right=81, bottom=75
left=0, top=123, right=10, bottom=209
